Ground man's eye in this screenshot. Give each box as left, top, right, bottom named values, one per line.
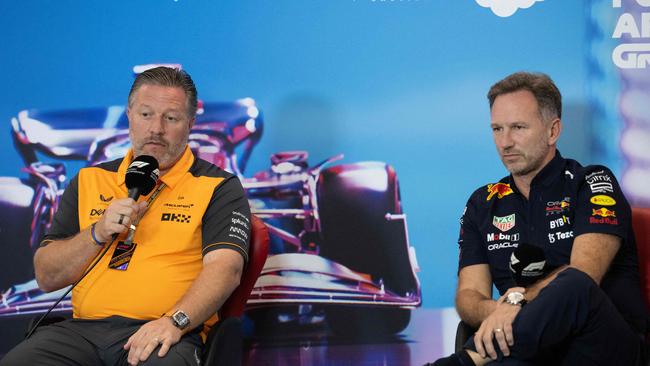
left=166, top=116, right=178, bottom=122
left=492, top=127, right=502, bottom=132
left=141, top=112, right=151, bottom=118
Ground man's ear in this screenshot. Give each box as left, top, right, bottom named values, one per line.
left=548, top=118, right=562, bottom=145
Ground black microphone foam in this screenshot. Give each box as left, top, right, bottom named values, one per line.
left=125, top=155, right=160, bottom=201
left=509, top=243, right=547, bottom=287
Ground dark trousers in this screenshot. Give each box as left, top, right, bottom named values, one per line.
left=465, top=268, right=647, bottom=366
left=0, top=316, right=203, bottom=366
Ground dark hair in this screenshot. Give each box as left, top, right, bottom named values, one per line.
left=128, top=66, right=198, bottom=117
left=487, top=72, right=562, bottom=121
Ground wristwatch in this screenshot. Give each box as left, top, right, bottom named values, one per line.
left=171, top=310, right=191, bottom=330
left=505, top=291, right=527, bottom=306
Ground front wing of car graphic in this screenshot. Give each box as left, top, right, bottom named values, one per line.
left=246, top=253, right=421, bottom=308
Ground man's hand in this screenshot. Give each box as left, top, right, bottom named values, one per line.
left=124, top=317, right=182, bottom=366
left=94, top=198, right=147, bottom=243
left=473, top=287, right=525, bottom=360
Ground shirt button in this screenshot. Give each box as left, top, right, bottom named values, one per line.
left=531, top=226, right=535, bottom=231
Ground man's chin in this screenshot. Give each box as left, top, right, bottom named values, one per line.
left=509, top=166, right=537, bottom=177
left=505, top=163, right=529, bottom=176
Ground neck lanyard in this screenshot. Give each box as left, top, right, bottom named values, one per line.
left=124, top=182, right=167, bottom=244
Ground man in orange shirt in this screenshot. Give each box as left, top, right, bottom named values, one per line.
left=1, top=67, right=251, bottom=366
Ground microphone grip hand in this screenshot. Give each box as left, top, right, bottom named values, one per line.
left=93, top=198, right=145, bottom=244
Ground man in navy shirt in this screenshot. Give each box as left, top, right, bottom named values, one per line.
left=432, top=72, right=647, bottom=365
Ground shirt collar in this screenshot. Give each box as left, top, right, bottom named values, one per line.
left=531, top=149, right=565, bottom=188
left=505, top=150, right=565, bottom=194
left=117, top=146, right=195, bottom=190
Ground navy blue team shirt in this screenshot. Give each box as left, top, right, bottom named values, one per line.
left=458, top=151, right=647, bottom=334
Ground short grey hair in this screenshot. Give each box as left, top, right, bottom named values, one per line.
left=128, top=66, right=198, bottom=117
left=487, top=71, right=562, bottom=122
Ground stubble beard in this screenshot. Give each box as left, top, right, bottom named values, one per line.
left=504, top=140, right=549, bottom=177
left=131, top=135, right=189, bottom=171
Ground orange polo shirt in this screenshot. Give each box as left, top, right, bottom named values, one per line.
left=42, top=146, right=250, bottom=326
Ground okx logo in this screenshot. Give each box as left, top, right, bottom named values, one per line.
left=161, top=212, right=191, bottom=223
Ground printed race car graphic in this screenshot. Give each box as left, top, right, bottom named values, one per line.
left=0, top=67, right=421, bottom=336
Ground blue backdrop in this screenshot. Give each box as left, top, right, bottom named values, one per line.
left=0, top=0, right=641, bottom=309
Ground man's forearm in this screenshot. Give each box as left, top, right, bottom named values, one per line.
left=456, top=289, right=498, bottom=328
left=169, top=254, right=243, bottom=333
left=525, top=265, right=568, bottom=302
left=34, top=227, right=103, bottom=292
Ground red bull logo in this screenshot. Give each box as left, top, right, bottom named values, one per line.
left=592, top=207, right=616, bottom=218
left=486, top=183, right=513, bottom=201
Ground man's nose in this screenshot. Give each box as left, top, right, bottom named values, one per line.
left=148, top=116, right=165, bottom=134
left=497, top=130, right=514, bottom=150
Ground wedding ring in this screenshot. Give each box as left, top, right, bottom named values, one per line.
left=118, top=214, right=125, bottom=225
left=495, top=328, right=503, bottom=333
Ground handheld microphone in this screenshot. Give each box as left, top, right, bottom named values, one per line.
left=125, top=155, right=160, bottom=201
left=509, top=243, right=547, bottom=287
left=118, top=155, right=159, bottom=243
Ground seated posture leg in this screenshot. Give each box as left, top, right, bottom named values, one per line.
left=434, top=268, right=646, bottom=366
left=469, top=268, right=645, bottom=365
left=0, top=322, right=102, bottom=366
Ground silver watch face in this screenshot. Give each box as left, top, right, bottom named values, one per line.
left=172, top=310, right=190, bottom=329
left=506, top=291, right=525, bottom=305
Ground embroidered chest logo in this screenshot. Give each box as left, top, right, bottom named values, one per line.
left=486, top=183, right=513, bottom=201
left=90, top=208, right=106, bottom=217
left=492, top=214, right=515, bottom=232
left=545, top=198, right=571, bottom=216
left=161, top=212, right=191, bottom=223
left=163, top=203, right=194, bottom=211
left=99, top=194, right=113, bottom=202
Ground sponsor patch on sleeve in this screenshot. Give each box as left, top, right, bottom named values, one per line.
left=585, top=170, right=614, bottom=194
left=589, top=207, right=619, bottom=225
left=589, top=195, right=616, bottom=206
